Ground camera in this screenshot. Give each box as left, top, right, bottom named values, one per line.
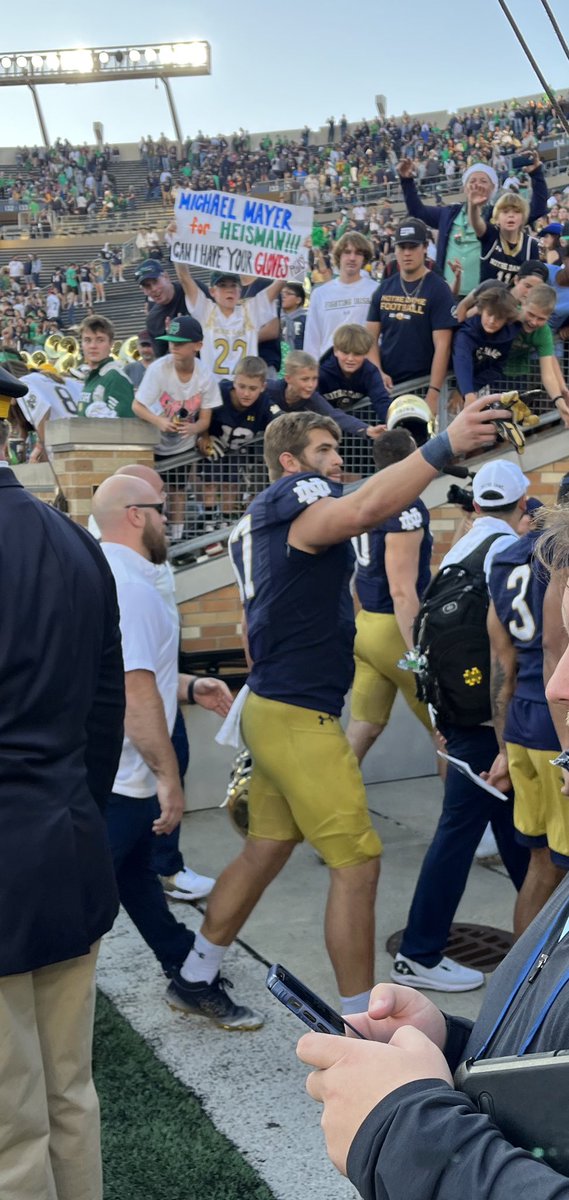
left=447, top=482, right=475, bottom=512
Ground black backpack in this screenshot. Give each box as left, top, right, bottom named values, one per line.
left=413, top=533, right=503, bottom=728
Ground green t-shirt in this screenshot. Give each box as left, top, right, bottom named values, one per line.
left=505, top=323, right=554, bottom=377
left=78, top=358, right=134, bottom=418
left=444, top=204, right=482, bottom=296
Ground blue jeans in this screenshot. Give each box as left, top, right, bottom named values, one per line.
left=150, top=707, right=189, bottom=878
left=105, top=792, right=194, bottom=973
left=399, top=724, right=529, bottom=966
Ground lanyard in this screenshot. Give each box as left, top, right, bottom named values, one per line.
left=472, top=898, right=569, bottom=1062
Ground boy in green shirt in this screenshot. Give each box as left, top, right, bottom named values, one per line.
left=78, top=315, right=134, bottom=419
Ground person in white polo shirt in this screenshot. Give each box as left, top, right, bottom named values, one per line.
left=92, top=473, right=234, bottom=986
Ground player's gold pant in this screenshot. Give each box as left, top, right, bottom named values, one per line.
left=350, top=610, right=431, bottom=730
left=241, top=692, right=382, bottom=869
left=507, top=741, right=569, bottom=867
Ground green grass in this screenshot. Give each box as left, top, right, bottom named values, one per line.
left=94, top=990, right=275, bottom=1200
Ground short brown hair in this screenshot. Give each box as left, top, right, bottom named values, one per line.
left=234, top=356, right=267, bottom=381
left=80, top=314, right=115, bottom=340
left=333, top=323, right=373, bottom=355
left=477, top=286, right=519, bottom=322
left=263, top=411, right=341, bottom=481
left=372, top=428, right=416, bottom=470
left=332, top=232, right=373, bottom=269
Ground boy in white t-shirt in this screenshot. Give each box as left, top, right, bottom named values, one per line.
left=174, top=264, right=283, bottom=379
left=133, top=315, right=222, bottom=539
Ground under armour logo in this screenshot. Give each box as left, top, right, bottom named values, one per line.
left=318, top=714, right=334, bottom=725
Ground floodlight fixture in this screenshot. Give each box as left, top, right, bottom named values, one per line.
left=0, top=40, right=212, bottom=147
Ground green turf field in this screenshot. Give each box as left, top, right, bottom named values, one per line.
left=94, top=991, right=275, bottom=1200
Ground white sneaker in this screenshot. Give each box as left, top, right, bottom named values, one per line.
left=475, top=824, right=500, bottom=861
left=160, top=866, right=215, bottom=901
left=390, top=952, right=484, bottom=992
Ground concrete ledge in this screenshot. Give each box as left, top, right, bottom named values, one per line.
left=11, top=462, right=55, bottom=493
left=45, top=417, right=158, bottom=452
left=174, top=554, right=235, bottom=603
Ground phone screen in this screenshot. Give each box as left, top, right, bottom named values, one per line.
left=266, top=963, right=366, bottom=1038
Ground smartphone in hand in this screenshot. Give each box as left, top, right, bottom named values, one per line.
left=266, top=963, right=366, bottom=1038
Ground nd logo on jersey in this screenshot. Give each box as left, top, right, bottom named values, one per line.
left=293, top=477, right=331, bottom=506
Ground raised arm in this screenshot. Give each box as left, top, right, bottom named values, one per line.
left=398, top=160, right=443, bottom=229
left=174, top=261, right=200, bottom=308
left=289, top=394, right=510, bottom=550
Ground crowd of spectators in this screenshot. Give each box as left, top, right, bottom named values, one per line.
left=0, top=139, right=136, bottom=231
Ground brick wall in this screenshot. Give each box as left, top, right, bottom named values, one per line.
left=53, top=447, right=156, bottom=525
left=429, top=458, right=569, bottom=571
left=179, top=583, right=243, bottom=654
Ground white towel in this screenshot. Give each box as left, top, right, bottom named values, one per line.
left=215, top=684, right=250, bottom=748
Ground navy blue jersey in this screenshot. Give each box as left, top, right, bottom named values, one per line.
left=453, top=314, right=518, bottom=396
left=488, top=530, right=559, bottom=751
left=353, top=499, right=432, bottom=613
left=478, top=228, right=540, bottom=286
left=228, top=472, right=355, bottom=715
left=367, top=270, right=455, bottom=384
left=318, top=348, right=390, bottom=421
left=209, top=381, right=281, bottom=450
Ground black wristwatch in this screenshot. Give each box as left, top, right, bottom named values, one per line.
left=187, top=678, right=197, bottom=705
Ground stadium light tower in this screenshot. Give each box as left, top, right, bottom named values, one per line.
left=0, top=41, right=212, bottom=146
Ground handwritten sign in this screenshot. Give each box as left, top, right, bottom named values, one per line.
left=171, top=190, right=313, bottom=282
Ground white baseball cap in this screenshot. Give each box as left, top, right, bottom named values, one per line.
left=473, top=460, right=530, bottom=507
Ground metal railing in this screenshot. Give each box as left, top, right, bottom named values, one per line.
left=157, top=357, right=565, bottom=566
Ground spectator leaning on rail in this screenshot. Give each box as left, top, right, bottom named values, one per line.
left=397, top=153, right=548, bottom=296
left=265, top=350, right=385, bottom=440
left=366, top=219, right=456, bottom=413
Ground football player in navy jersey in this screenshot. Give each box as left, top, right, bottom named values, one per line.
left=346, top=429, right=433, bottom=765
left=197, top=356, right=281, bottom=528
left=487, top=508, right=569, bottom=934
left=165, top=398, right=513, bottom=1028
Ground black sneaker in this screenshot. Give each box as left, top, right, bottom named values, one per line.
left=166, top=970, right=264, bottom=1030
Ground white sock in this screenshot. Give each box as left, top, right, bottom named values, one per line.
left=339, top=989, right=371, bottom=1016
left=180, top=931, right=228, bottom=985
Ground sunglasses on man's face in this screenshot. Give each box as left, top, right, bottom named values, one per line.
left=124, top=502, right=165, bottom=515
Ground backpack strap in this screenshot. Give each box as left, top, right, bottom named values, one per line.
left=455, top=531, right=508, bottom=577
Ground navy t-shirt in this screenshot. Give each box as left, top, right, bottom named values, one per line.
left=228, top=472, right=355, bottom=715
left=367, top=271, right=455, bottom=383
left=209, top=380, right=281, bottom=449
left=488, top=530, right=559, bottom=751
left=353, top=499, right=432, bottom=613
left=318, top=347, right=390, bottom=421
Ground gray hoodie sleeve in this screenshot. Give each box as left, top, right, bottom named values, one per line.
left=346, top=1080, right=569, bottom=1200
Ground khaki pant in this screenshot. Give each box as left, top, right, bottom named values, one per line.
left=0, top=942, right=101, bottom=1200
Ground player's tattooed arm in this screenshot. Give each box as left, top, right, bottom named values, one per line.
left=487, top=601, right=517, bottom=752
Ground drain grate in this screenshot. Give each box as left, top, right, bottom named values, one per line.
left=386, top=923, right=514, bottom=973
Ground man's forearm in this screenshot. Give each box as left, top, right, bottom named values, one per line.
left=125, top=674, right=179, bottom=783
left=392, top=594, right=420, bottom=652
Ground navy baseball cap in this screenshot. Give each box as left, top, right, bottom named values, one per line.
left=135, top=259, right=164, bottom=282
left=540, top=222, right=563, bottom=237
left=210, top=272, right=241, bottom=287
left=395, top=218, right=428, bottom=245
left=156, top=316, right=203, bottom=343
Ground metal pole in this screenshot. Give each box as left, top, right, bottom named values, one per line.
left=27, top=82, right=49, bottom=148
left=496, top=0, right=569, bottom=138
left=539, top=0, right=569, bottom=61
left=160, top=76, right=183, bottom=148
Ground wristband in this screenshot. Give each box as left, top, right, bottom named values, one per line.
left=420, top=430, right=453, bottom=471
left=553, top=395, right=563, bottom=402
left=428, top=385, right=441, bottom=393
left=187, top=678, right=197, bottom=705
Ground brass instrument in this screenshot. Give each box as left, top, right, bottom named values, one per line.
left=118, top=335, right=141, bottom=363
left=44, top=333, right=64, bottom=360
left=21, top=349, right=48, bottom=368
